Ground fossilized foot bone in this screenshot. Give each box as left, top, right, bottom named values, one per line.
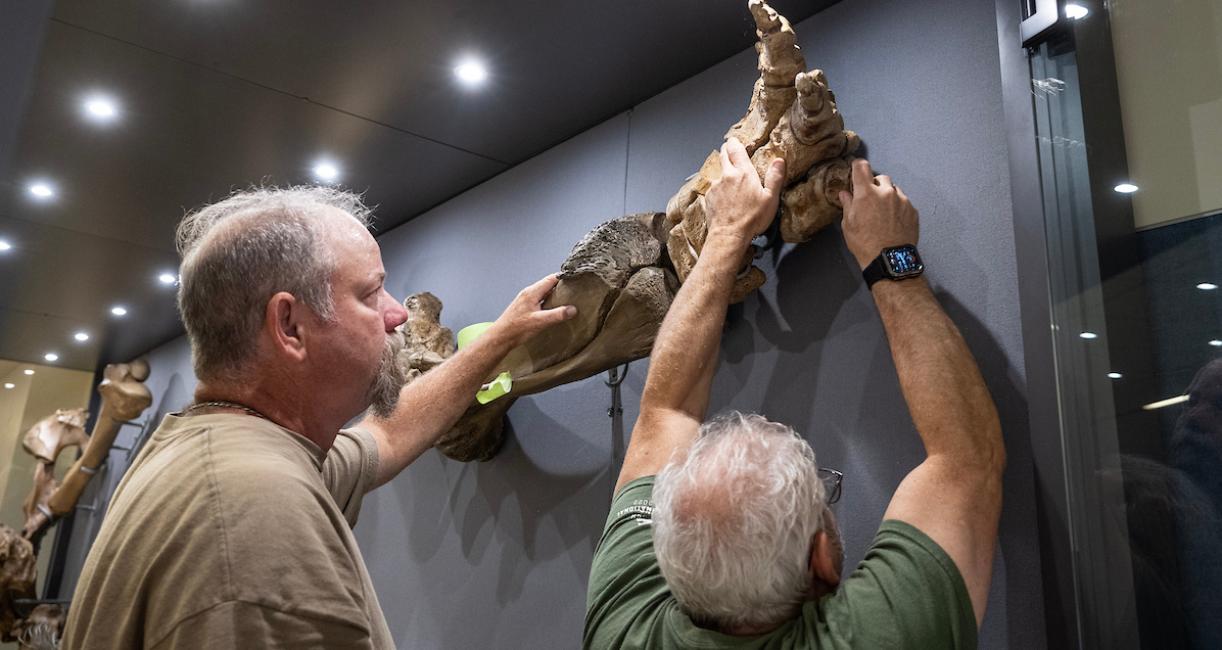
left=47, top=360, right=152, bottom=518
left=21, top=408, right=88, bottom=464
left=665, top=2, right=859, bottom=302
left=420, top=1, right=861, bottom=462
left=780, top=157, right=853, bottom=242
left=428, top=213, right=678, bottom=461
left=395, top=292, right=456, bottom=382
left=0, top=526, right=36, bottom=643
left=724, top=0, right=806, bottom=153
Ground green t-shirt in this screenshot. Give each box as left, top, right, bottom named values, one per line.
left=584, top=476, right=977, bottom=649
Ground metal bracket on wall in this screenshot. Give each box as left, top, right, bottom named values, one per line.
left=605, top=363, right=629, bottom=418
left=1021, top=0, right=1059, bottom=48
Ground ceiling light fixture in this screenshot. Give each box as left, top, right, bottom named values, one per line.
left=0, top=239, right=11, bottom=252
left=44, top=352, right=59, bottom=362
left=1079, top=331, right=1098, bottom=340
left=82, top=93, right=120, bottom=123
left=158, top=272, right=178, bottom=286
left=454, top=58, right=488, bottom=87
left=1064, top=3, right=1089, bottom=20
left=1142, top=394, right=1189, bottom=411
left=1107, top=372, right=1123, bottom=379
left=312, top=159, right=340, bottom=183
left=1114, top=183, right=1139, bottom=194
left=1197, top=282, right=1217, bottom=291
left=74, top=331, right=90, bottom=342
left=111, top=305, right=128, bottom=317
left=3, top=383, right=14, bottom=390
left=1211, top=339, right=1222, bottom=347
left=28, top=181, right=56, bottom=201
left=23, top=369, right=34, bottom=376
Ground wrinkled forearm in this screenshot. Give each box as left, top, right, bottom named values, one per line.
left=363, top=329, right=514, bottom=484
left=641, top=234, right=744, bottom=417
left=872, top=279, right=1004, bottom=471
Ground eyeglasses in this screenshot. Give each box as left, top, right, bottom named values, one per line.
left=818, top=467, right=843, bottom=505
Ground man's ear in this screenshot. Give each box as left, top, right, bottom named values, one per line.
left=809, top=530, right=842, bottom=587
left=266, top=291, right=307, bottom=363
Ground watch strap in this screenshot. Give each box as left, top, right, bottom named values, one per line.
left=862, top=255, right=889, bottom=288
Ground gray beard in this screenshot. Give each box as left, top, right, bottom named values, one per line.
left=367, top=337, right=407, bottom=418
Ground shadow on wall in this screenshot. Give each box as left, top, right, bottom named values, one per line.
left=937, top=289, right=1042, bottom=641
left=401, top=396, right=611, bottom=606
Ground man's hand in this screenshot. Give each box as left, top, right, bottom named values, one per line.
left=705, top=138, right=786, bottom=246
left=361, top=274, right=574, bottom=488
left=486, top=274, right=577, bottom=349
left=839, top=159, right=920, bottom=270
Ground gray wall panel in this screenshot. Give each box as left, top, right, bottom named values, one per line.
left=363, top=114, right=632, bottom=648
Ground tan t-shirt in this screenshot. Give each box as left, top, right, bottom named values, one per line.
left=61, top=412, right=394, bottom=649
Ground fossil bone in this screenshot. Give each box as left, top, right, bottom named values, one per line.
left=395, top=292, right=456, bottom=383
left=12, top=604, right=63, bottom=650
left=0, top=526, right=36, bottom=643
left=416, top=1, right=858, bottom=461
left=21, top=409, right=88, bottom=464
left=46, top=360, right=151, bottom=519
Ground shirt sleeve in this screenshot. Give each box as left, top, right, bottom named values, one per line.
left=812, top=519, right=978, bottom=649
left=322, top=428, right=381, bottom=527
left=149, top=600, right=374, bottom=650
left=584, top=476, right=671, bottom=650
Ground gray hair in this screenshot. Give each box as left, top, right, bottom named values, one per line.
left=652, top=411, right=826, bottom=631
left=175, top=186, right=373, bottom=382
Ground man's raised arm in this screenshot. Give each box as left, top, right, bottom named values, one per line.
left=361, top=275, right=576, bottom=487
left=839, top=159, right=1005, bottom=628
left=615, top=139, right=785, bottom=494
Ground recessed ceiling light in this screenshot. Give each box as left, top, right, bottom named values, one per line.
left=1197, top=282, right=1217, bottom=291
left=158, top=272, right=178, bottom=286
left=1114, top=183, right=1139, bottom=194
left=454, top=58, right=488, bottom=87
left=28, top=181, right=56, bottom=200
left=73, top=331, right=90, bottom=342
left=1065, top=3, right=1089, bottom=20
left=1079, top=331, right=1098, bottom=340
left=1211, top=339, right=1222, bottom=347
left=111, top=305, right=128, bottom=317
left=82, top=93, right=120, bottom=123
left=44, top=352, right=59, bottom=362
left=3, top=383, right=14, bottom=390
left=0, top=239, right=11, bottom=252
left=312, top=159, right=340, bottom=183
left=1107, top=372, right=1123, bottom=379
left=23, top=369, right=34, bottom=376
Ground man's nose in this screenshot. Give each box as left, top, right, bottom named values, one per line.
left=383, top=292, right=408, bottom=332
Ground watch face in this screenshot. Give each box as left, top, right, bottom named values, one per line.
left=883, top=245, right=924, bottom=277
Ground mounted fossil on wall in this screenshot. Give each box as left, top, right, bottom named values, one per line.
left=400, top=0, right=858, bottom=461
left=3, top=360, right=153, bottom=646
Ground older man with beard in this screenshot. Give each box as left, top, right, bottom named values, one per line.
left=62, top=187, right=576, bottom=649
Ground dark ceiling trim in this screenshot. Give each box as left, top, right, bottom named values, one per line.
left=50, top=17, right=511, bottom=166
left=0, top=209, right=181, bottom=255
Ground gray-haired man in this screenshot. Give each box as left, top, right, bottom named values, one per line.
left=585, top=141, right=1004, bottom=648
left=63, top=187, right=575, bottom=648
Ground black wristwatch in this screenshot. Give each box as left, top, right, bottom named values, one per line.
left=862, top=244, right=924, bottom=289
